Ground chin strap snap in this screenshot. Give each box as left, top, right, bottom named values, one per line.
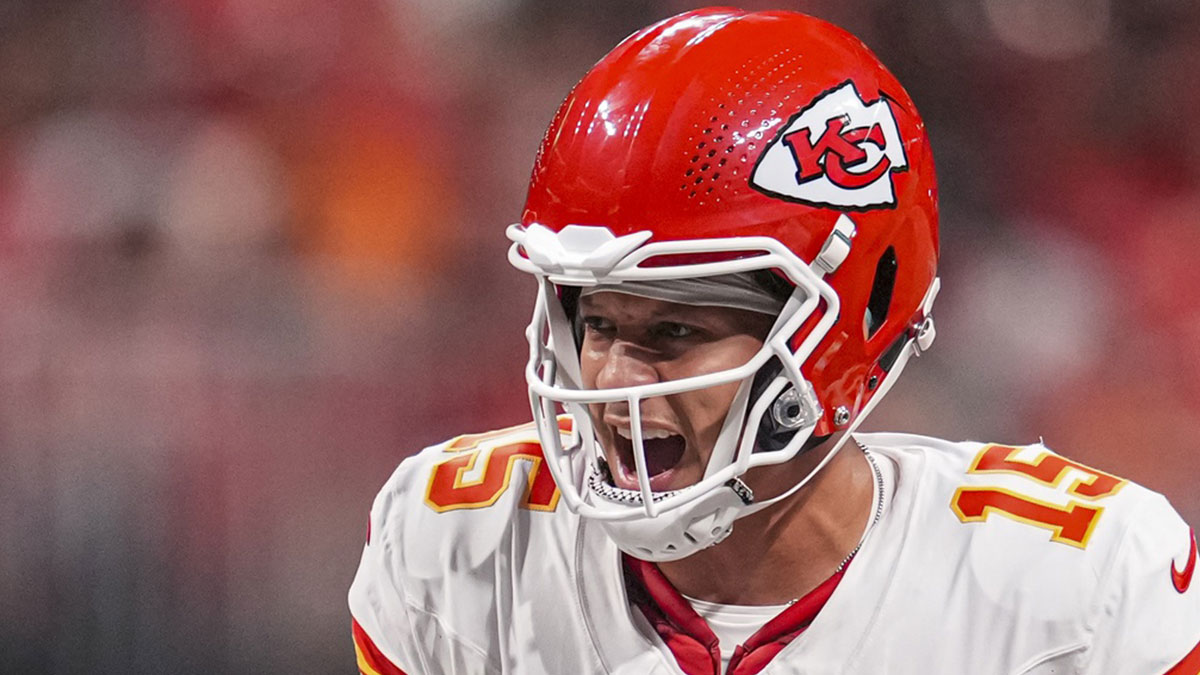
left=913, top=277, right=940, bottom=355
left=725, top=477, right=754, bottom=505
left=915, top=316, right=936, bottom=354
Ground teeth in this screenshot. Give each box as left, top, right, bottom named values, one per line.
left=615, top=427, right=674, bottom=440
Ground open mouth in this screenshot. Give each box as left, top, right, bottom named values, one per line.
left=608, top=426, right=687, bottom=491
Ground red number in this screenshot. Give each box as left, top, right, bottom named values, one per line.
left=968, top=444, right=1126, bottom=499
left=951, top=444, right=1128, bottom=548
left=423, top=420, right=569, bottom=513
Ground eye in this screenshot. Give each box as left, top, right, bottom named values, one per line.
left=654, top=322, right=698, bottom=340
left=580, top=315, right=614, bottom=336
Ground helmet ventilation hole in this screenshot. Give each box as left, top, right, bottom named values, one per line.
left=682, top=48, right=804, bottom=201
left=865, top=247, right=898, bottom=339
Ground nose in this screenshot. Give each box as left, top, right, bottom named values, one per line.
left=593, top=340, right=660, bottom=390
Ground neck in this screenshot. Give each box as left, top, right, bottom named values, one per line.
left=656, top=440, right=875, bottom=605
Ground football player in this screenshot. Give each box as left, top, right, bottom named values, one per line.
left=349, top=8, right=1200, bottom=674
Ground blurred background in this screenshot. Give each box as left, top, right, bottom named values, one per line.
left=1, top=0, right=1198, bottom=672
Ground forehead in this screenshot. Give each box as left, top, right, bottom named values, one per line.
left=576, top=290, right=767, bottom=326
left=578, top=290, right=700, bottom=317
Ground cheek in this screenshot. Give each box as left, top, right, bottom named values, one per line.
left=586, top=403, right=608, bottom=438
left=683, top=335, right=764, bottom=376
left=670, top=380, right=744, bottom=448
left=695, top=381, right=745, bottom=427
left=717, top=335, right=766, bottom=370
left=578, top=346, right=601, bottom=388
left=668, top=339, right=763, bottom=456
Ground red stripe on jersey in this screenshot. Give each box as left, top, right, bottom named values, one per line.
left=623, top=555, right=720, bottom=675
left=623, top=554, right=849, bottom=675
left=352, top=619, right=409, bottom=675
left=1165, top=636, right=1200, bottom=675
left=726, top=559, right=850, bottom=674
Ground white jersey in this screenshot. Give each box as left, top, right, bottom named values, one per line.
left=349, top=422, right=1200, bottom=674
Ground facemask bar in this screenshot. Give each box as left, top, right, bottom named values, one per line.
left=512, top=223, right=841, bottom=521
left=733, top=275, right=942, bottom=518
left=699, top=288, right=814, bottom=481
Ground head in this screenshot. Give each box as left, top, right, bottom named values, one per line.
left=508, top=8, right=939, bottom=561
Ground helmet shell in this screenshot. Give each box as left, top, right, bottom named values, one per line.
left=522, top=7, right=938, bottom=434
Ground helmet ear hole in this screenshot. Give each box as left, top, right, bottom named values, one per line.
left=750, top=357, right=826, bottom=452
left=864, top=246, right=898, bottom=339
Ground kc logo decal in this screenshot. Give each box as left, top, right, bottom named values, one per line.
left=751, top=81, right=908, bottom=210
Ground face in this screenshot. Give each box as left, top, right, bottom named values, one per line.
left=578, top=291, right=775, bottom=493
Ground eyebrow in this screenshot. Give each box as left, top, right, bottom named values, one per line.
left=579, top=299, right=717, bottom=324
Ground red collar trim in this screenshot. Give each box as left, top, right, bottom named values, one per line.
left=622, top=554, right=850, bottom=675
left=623, top=554, right=720, bottom=675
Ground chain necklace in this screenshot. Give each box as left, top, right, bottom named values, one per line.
left=834, top=441, right=885, bottom=574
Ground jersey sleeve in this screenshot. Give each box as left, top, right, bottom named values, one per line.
left=347, top=421, right=582, bottom=675
left=348, top=461, right=427, bottom=675
left=1080, top=493, right=1200, bottom=674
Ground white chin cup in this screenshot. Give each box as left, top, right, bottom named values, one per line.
left=593, top=479, right=752, bottom=562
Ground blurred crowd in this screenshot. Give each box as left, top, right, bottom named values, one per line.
left=1, top=0, right=1197, bottom=672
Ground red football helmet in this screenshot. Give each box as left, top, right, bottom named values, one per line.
left=508, top=8, right=938, bottom=560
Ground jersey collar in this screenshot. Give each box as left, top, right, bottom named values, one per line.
left=621, top=553, right=851, bottom=675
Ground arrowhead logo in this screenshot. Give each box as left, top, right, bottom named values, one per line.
left=1172, top=528, right=1197, bottom=594
left=751, top=80, right=908, bottom=210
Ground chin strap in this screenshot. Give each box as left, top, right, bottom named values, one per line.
left=596, top=474, right=756, bottom=561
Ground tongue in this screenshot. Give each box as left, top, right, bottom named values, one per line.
left=643, top=436, right=686, bottom=477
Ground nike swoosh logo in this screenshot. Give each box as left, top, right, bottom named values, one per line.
left=1172, top=528, right=1197, bottom=594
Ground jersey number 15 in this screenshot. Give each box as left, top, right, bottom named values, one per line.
left=951, top=444, right=1127, bottom=549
